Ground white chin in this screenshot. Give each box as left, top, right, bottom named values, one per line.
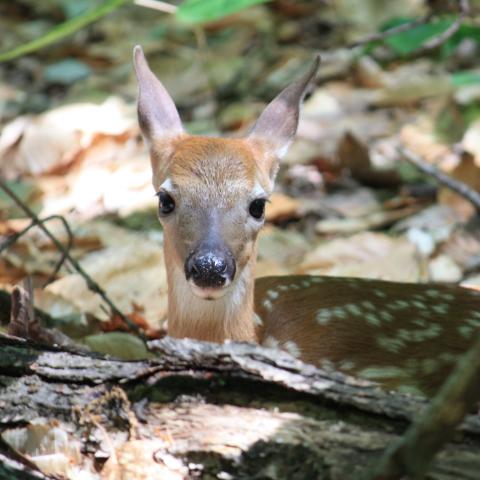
left=190, top=284, right=229, bottom=300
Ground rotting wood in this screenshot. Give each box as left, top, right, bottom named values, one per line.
left=0, top=335, right=479, bottom=479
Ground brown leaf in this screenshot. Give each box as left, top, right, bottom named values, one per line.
left=265, top=192, right=301, bottom=221
left=337, top=131, right=401, bottom=187
left=297, top=232, right=422, bottom=282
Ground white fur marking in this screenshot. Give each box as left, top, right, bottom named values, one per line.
left=263, top=336, right=280, bottom=348
left=283, top=341, right=301, bottom=358
left=160, top=178, right=174, bottom=191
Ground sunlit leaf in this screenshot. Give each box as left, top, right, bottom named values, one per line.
left=83, top=332, right=149, bottom=360
left=177, top=0, right=270, bottom=24
left=451, top=70, right=480, bottom=87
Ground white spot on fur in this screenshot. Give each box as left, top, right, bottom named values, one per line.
left=458, top=325, right=473, bottom=338
left=358, top=366, right=407, bottom=380
left=263, top=299, right=273, bottom=311
left=376, top=335, right=405, bottom=354
left=267, top=289, right=279, bottom=300
left=254, top=313, right=263, bottom=326
left=283, top=341, right=301, bottom=358
left=432, top=304, right=449, bottom=315
left=361, top=301, right=375, bottom=310
left=339, top=360, right=356, bottom=371
left=379, top=310, right=394, bottom=322
left=365, top=313, right=381, bottom=326
left=388, top=300, right=409, bottom=311
left=466, top=318, right=480, bottom=328
left=345, top=303, right=362, bottom=316
left=412, top=300, right=427, bottom=310
left=263, top=336, right=280, bottom=348
left=316, top=309, right=333, bottom=325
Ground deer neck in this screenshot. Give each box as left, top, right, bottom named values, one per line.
left=164, top=240, right=258, bottom=343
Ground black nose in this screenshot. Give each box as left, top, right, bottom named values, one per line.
left=185, top=249, right=236, bottom=288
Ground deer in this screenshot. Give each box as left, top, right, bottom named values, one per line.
left=133, top=46, right=480, bottom=397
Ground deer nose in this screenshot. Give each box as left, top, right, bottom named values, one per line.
left=185, top=250, right=236, bottom=289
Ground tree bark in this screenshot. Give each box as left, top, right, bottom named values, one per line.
left=0, top=335, right=479, bottom=479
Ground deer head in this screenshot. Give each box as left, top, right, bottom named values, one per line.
left=133, top=46, right=319, bottom=341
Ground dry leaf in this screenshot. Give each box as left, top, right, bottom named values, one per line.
left=297, top=232, right=421, bottom=282
left=35, top=226, right=167, bottom=329
left=428, top=254, right=462, bottom=282
left=0, top=97, right=136, bottom=179
left=265, top=192, right=300, bottom=221
left=315, top=207, right=418, bottom=234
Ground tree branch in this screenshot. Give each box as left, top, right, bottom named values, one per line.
left=399, top=146, right=480, bottom=214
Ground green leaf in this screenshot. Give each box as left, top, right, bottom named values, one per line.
left=385, top=19, right=454, bottom=55
left=451, top=70, right=480, bottom=87
left=369, top=16, right=480, bottom=58
left=177, top=0, right=270, bottom=24
left=83, top=332, right=150, bottom=360
left=44, top=59, right=92, bottom=85
left=0, top=0, right=128, bottom=63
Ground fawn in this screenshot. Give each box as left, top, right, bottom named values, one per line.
left=133, top=46, right=480, bottom=397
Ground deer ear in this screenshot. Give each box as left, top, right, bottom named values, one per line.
left=133, top=45, right=183, bottom=143
left=248, top=55, right=320, bottom=159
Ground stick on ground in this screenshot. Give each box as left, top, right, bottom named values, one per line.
left=399, top=146, right=480, bottom=214
left=0, top=180, right=145, bottom=338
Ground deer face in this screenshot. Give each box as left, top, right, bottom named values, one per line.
left=152, top=135, right=273, bottom=300
left=133, top=46, right=318, bottom=300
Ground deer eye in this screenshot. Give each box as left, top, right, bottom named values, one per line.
left=157, top=190, right=175, bottom=215
left=249, top=198, right=266, bottom=220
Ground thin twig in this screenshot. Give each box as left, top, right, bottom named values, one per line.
left=365, top=327, right=480, bottom=479
left=0, top=214, right=74, bottom=285
left=0, top=180, right=145, bottom=338
left=399, top=146, right=480, bottom=214
left=410, top=0, right=470, bottom=56
left=1, top=214, right=63, bottom=253
left=348, top=0, right=470, bottom=55
left=44, top=215, right=74, bottom=285
left=347, top=14, right=433, bottom=48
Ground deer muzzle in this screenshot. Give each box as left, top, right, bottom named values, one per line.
left=184, top=243, right=236, bottom=299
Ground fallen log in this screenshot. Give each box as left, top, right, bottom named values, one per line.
left=0, top=334, right=479, bottom=479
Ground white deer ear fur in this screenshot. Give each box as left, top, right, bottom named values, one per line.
left=133, top=45, right=183, bottom=143
left=248, top=55, right=320, bottom=158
